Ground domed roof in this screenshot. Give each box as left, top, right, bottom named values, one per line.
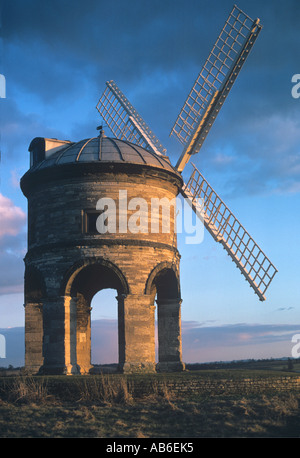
left=29, top=135, right=178, bottom=175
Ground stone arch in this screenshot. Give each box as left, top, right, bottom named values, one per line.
left=145, top=261, right=180, bottom=301
left=60, top=257, right=129, bottom=374
left=61, top=257, right=130, bottom=298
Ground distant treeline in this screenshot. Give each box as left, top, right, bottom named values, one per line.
left=186, top=357, right=300, bottom=371
left=1, top=357, right=299, bottom=373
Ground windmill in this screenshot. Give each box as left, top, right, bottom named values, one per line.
left=96, top=4, right=277, bottom=302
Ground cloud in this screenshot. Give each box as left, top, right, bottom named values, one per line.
left=91, top=319, right=118, bottom=364
left=182, top=322, right=300, bottom=346
left=275, top=307, right=295, bottom=312
left=2, top=0, right=300, bottom=198
left=2, top=0, right=209, bottom=71
left=91, top=319, right=299, bottom=365
left=0, top=252, right=24, bottom=294
left=211, top=153, right=234, bottom=167
left=200, top=111, right=300, bottom=198
left=90, top=319, right=300, bottom=364
left=0, top=193, right=26, bottom=237
left=0, top=98, right=70, bottom=162
left=0, top=327, right=24, bottom=367
left=0, top=194, right=26, bottom=294
left=2, top=320, right=299, bottom=368
left=10, top=169, right=21, bottom=188
left=3, top=0, right=197, bottom=104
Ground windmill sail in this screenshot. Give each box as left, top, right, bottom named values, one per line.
left=172, top=5, right=262, bottom=172
left=95, top=6, right=277, bottom=301
left=181, top=164, right=277, bottom=301
left=96, top=80, right=166, bottom=156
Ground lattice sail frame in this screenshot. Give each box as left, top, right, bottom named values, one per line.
left=96, top=80, right=166, bottom=156
left=181, top=164, right=277, bottom=301
left=172, top=5, right=262, bottom=172
left=95, top=6, right=277, bottom=301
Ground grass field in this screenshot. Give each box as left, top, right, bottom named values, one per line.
left=0, top=366, right=300, bottom=438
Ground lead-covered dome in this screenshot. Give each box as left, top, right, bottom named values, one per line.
left=28, top=135, right=177, bottom=175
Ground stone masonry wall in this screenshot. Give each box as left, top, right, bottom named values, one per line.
left=131, top=375, right=300, bottom=397
left=22, top=162, right=184, bottom=374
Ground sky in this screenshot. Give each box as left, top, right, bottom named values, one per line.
left=0, top=0, right=300, bottom=366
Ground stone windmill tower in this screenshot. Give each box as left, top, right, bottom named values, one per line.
left=21, top=5, right=277, bottom=375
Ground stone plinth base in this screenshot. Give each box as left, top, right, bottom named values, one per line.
left=156, top=361, right=186, bottom=372
left=38, top=365, right=80, bottom=375
left=119, top=362, right=157, bottom=374
left=22, top=365, right=43, bottom=376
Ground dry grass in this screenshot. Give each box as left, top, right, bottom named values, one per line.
left=76, top=374, right=134, bottom=404
left=7, top=376, right=53, bottom=404
left=0, top=375, right=299, bottom=437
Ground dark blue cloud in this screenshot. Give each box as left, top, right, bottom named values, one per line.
left=2, top=0, right=300, bottom=196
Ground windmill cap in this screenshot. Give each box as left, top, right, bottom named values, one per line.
left=27, top=136, right=179, bottom=175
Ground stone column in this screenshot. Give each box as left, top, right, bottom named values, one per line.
left=40, top=297, right=66, bottom=374
left=64, top=296, right=79, bottom=375
left=118, top=294, right=156, bottom=373
left=117, top=293, right=127, bottom=366
left=24, top=301, right=43, bottom=374
left=156, top=298, right=185, bottom=372
left=75, top=293, right=92, bottom=374
left=40, top=296, right=81, bottom=374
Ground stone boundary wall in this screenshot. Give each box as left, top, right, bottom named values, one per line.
left=132, top=376, right=300, bottom=397
left=1, top=373, right=300, bottom=399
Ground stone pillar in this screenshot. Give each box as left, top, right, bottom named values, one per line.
left=118, top=294, right=156, bottom=373
left=64, top=296, right=79, bottom=375
left=76, top=294, right=92, bottom=374
left=40, top=297, right=66, bottom=374
left=24, top=302, right=43, bottom=374
left=40, top=296, right=81, bottom=374
left=156, top=298, right=185, bottom=372
left=117, top=293, right=127, bottom=366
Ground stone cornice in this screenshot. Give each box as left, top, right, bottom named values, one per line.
left=20, top=161, right=183, bottom=197
left=24, top=237, right=181, bottom=262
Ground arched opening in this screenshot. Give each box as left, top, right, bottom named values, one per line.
left=153, top=268, right=180, bottom=302
left=66, top=260, right=128, bottom=374
left=153, top=268, right=181, bottom=365
left=90, top=288, right=118, bottom=371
